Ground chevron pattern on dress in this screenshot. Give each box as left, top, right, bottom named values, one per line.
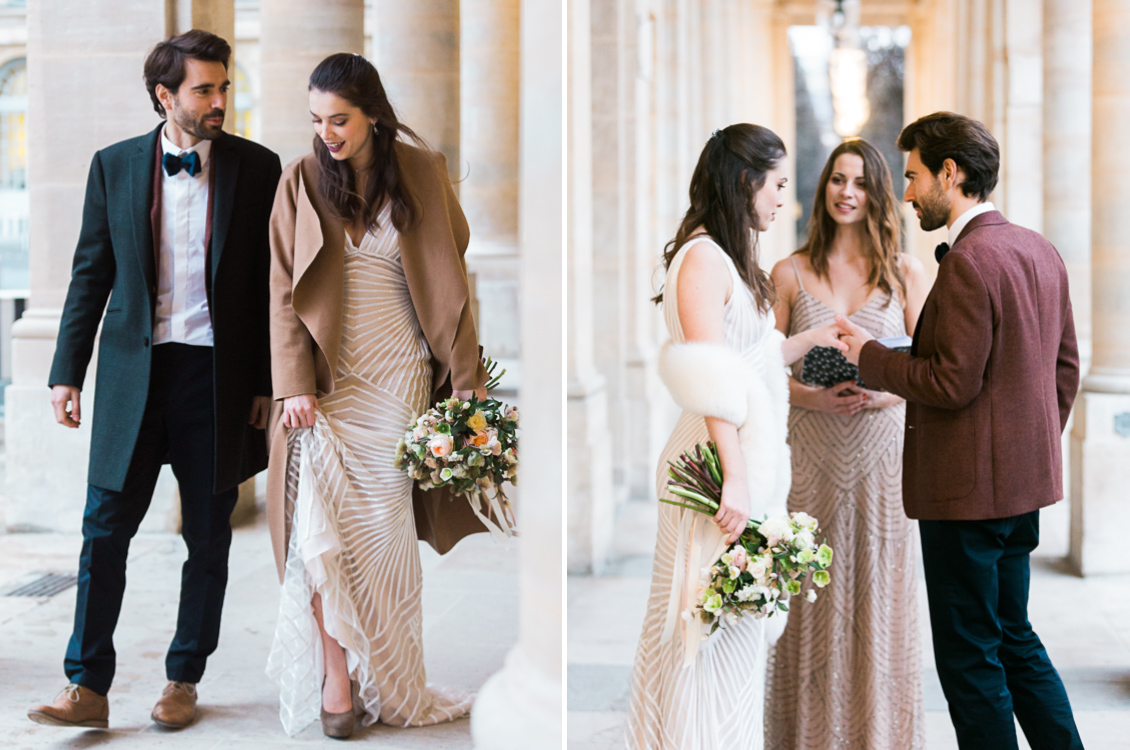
left=764, top=285, right=925, bottom=749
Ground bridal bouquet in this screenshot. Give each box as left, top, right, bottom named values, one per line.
left=394, top=358, right=519, bottom=541
left=663, top=442, right=833, bottom=635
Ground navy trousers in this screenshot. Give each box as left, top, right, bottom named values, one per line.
left=64, top=343, right=239, bottom=695
left=919, top=511, right=1083, bottom=750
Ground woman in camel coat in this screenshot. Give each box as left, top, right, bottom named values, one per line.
left=263, top=53, right=487, bottom=738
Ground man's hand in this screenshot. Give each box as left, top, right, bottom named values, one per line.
left=836, top=315, right=874, bottom=366
left=51, top=385, right=82, bottom=428
left=248, top=395, right=272, bottom=430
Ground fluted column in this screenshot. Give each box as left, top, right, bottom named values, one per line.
left=1044, top=0, right=1092, bottom=347
left=459, top=0, right=522, bottom=374
left=260, top=0, right=363, bottom=165
left=470, top=0, right=561, bottom=745
left=371, top=1, right=460, bottom=182
left=567, top=0, right=614, bottom=574
left=1000, top=0, right=1043, bottom=232
left=1069, top=0, right=1130, bottom=575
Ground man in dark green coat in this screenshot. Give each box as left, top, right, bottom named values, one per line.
left=27, top=30, right=281, bottom=731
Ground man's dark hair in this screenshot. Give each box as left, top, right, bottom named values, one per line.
left=143, top=30, right=231, bottom=118
left=897, top=111, right=999, bottom=201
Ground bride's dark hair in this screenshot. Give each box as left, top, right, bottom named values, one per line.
left=654, top=123, right=786, bottom=313
left=308, top=53, right=428, bottom=232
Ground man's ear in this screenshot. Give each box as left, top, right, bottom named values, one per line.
left=156, top=83, right=174, bottom=113
left=941, top=157, right=966, bottom=192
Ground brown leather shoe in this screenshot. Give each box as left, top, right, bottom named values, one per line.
left=151, top=681, right=197, bottom=729
left=28, top=683, right=109, bottom=728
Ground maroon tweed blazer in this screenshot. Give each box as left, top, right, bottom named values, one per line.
left=858, top=210, right=1079, bottom=521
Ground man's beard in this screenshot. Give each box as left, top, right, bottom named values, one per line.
left=172, top=105, right=224, bottom=140
left=913, top=180, right=950, bottom=232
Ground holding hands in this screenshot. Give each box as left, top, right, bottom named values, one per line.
left=834, top=315, right=874, bottom=366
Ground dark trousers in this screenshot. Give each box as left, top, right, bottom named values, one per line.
left=64, top=343, right=239, bottom=695
left=919, top=511, right=1083, bottom=750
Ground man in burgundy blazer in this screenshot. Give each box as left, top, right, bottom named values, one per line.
left=841, top=112, right=1083, bottom=750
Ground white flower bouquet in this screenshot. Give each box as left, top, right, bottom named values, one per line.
left=393, top=360, right=519, bottom=541
left=663, top=441, right=833, bottom=634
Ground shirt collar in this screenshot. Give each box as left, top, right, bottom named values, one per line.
left=160, top=124, right=212, bottom=171
left=948, top=201, right=995, bottom=245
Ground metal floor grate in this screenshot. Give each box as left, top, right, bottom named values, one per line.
left=3, top=573, right=79, bottom=598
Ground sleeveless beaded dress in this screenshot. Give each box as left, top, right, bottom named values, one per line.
left=764, top=257, right=924, bottom=749
left=266, top=204, right=473, bottom=735
left=626, top=238, right=784, bottom=750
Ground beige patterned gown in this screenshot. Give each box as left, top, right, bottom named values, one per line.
left=626, top=238, right=784, bottom=750
left=764, top=258, right=924, bottom=749
left=266, top=204, right=472, bottom=736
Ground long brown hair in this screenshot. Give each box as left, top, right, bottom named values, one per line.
left=799, top=139, right=905, bottom=302
left=654, top=124, right=786, bottom=313
left=308, top=53, right=428, bottom=233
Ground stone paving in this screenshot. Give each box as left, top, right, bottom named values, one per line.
left=568, top=499, right=1130, bottom=749
left=0, top=512, right=518, bottom=749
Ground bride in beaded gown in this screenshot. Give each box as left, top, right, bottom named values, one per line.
left=765, top=139, right=930, bottom=749
left=626, top=124, right=849, bottom=750
left=265, top=54, right=488, bottom=738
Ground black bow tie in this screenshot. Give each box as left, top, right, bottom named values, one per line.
left=163, top=151, right=201, bottom=177
left=935, top=242, right=950, bottom=262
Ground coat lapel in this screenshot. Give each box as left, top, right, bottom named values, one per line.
left=210, top=133, right=239, bottom=280
left=292, top=165, right=328, bottom=288
left=130, top=126, right=162, bottom=295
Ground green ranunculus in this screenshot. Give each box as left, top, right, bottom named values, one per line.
left=796, top=549, right=814, bottom=564
left=786, top=580, right=802, bottom=596
left=813, top=570, right=831, bottom=588
left=816, top=544, right=833, bottom=567
left=703, top=593, right=723, bottom=613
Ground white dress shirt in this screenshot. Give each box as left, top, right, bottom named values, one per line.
left=153, top=126, right=214, bottom=347
left=948, top=201, right=996, bottom=246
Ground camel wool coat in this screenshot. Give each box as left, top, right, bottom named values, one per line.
left=266, top=142, right=488, bottom=581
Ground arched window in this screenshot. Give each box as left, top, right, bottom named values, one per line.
left=234, top=63, right=255, bottom=141
left=0, top=57, right=27, bottom=189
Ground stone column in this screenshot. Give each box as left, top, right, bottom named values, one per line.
left=259, top=0, right=364, bottom=165
left=1044, top=0, right=1092, bottom=348
left=591, top=0, right=629, bottom=511
left=1000, top=0, right=1043, bottom=232
left=5, top=0, right=202, bottom=532
left=623, top=0, right=668, bottom=500
left=371, top=1, right=460, bottom=182
left=567, top=0, right=614, bottom=575
left=1070, top=0, right=1130, bottom=575
left=470, top=0, right=561, bottom=745
left=460, top=0, right=521, bottom=382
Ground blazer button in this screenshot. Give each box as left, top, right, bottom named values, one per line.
left=143, top=337, right=150, bottom=348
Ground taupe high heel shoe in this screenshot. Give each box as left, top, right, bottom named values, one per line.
left=320, top=678, right=355, bottom=739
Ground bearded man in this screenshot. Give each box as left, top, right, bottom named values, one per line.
left=28, top=29, right=281, bottom=730
left=840, top=112, right=1083, bottom=750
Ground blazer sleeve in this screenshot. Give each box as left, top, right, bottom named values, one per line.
left=859, top=252, right=993, bottom=410
left=440, top=155, right=488, bottom=391
left=268, top=166, right=318, bottom=400
left=256, top=152, right=284, bottom=397
left=1055, top=297, right=1080, bottom=432
left=48, top=152, right=115, bottom=390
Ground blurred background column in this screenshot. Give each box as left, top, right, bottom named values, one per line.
left=1070, top=0, right=1130, bottom=575
left=471, top=0, right=562, bottom=745
left=259, top=0, right=364, bottom=165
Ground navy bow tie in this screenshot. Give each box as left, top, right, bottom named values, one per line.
left=163, top=150, right=201, bottom=177
left=935, top=242, right=950, bottom=262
